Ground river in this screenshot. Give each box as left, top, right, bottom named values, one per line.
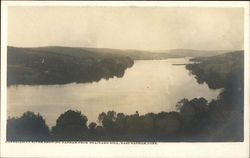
left=7, top=58, right=220, bottom=127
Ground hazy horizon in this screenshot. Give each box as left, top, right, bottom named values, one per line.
left=8, top=7, right=244, bottom=51
left=7, top=45, right=242, bottom=52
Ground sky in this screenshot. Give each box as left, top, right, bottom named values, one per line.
left=8, top=6, right=244, bottom=51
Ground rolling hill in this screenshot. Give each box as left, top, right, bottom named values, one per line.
left=7, top=46, right=134, bottom=85
left=8, top=46, right=229, bottom=60
left=7, top=46, right=235, bottom=85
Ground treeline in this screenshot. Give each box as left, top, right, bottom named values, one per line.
left=7, top=51, right=244, bottom=142
left=7, top=46, right=134, bottom=85
left=6, top=97, right=222, bottom=142
left=7, top=91, right=243, bottom=142
left=187, top=51, right=244, bottom=90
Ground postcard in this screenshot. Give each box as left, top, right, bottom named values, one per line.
left=1, top=1, right=249, bottom=157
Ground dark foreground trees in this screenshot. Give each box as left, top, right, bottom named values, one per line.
left=185, top=51, right=244, bottom=141
left=7, top=111, right=50, bottom=141
left=6, top=92, right=243, bottom=142
left=51, top=110, right=88, bottom=141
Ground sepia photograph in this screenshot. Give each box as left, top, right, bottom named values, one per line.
left=1, top=1, right=249, bottom=158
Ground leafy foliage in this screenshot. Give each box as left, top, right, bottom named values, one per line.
left=7, top=46, right=134, bottom=85
left=7, top=111, right=50, bottom=141
left=51, top=110, right=88, bottom=141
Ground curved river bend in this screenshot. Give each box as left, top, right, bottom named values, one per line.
left=8, top=58, right=220, bottom=127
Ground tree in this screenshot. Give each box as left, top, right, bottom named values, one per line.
left=179, top=98, right=209, bottom=137
left=51, top=110, right=88, bottom=141
left=98, top=111, right=117, bottom=130
left=88, top=122, right=97, bottom=131
left=176, top=98, right=189, bottom=111
left=7, top=111, right=50, bottom=141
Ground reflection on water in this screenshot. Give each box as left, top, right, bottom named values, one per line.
left=8, top=58, right=220, bottom=127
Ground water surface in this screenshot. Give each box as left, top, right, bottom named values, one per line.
left=8, top=58, right=220, bottom=127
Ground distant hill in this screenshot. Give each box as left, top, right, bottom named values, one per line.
left=8, top=46, right=231, bottom=60
left=154, top=49, right=231, bottom=58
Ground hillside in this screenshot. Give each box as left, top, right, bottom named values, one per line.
left=7, top=46, right=134, bottom=85
left=185, top=51, right=244, bottom=141
left=12, top=46, right=228, bottom=60
left=79, top=48, right=229, bottom=59
left=186, top=50, right=244, bottom=89
left=7, top=46, right=234, bottom=85
left=156, top=49, right=230, bottom=58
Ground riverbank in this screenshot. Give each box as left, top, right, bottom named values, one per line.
left=7, top=46, right=134, bottom=86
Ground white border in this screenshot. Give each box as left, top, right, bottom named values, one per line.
left=1, top=1, right=249, bottom=158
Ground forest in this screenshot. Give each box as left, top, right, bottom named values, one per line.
left=7, top=46, right=134, bottom=85
left=7, top=51, right=244, bottom=142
